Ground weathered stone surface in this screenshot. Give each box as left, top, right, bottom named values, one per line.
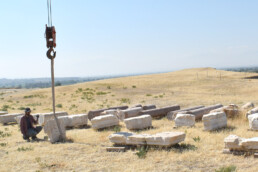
left=240, top=138, right=258, bottom=150
left=139, top=105, right=180, bottom=118
left=38, top=112, right=68, bottom=126
left=117, top=107, right=143, bottom=121
left=248, top=114, right=258, bottom=131
left=211, top=104, right=239, bottom=118
left=246, top=107, right=258, bottom=118
left=241, top=102, right=255, bottom=110
left=224, top=135, right=244, bottom=150
left=58, top=114, right=88, bottom=127
left=44, top=118, right=66, bottom=143
left=142, top=104, right=156, bottom=110
left=167, top=105, right=204, bottom=120
left=132, top=104, right=142, bottom=108
left=126, top=134, right=151, bottom=145
left=187, top=104, right=223, bottom=120
left=108, top=132, right=134, bottom=144
left=0, top=113, right=23, bottom=124
left=0, top=111, right=8, bottom=115
left=145, top=132, right=185, bottom=146
left=202, top=112, right=227, bottom=131
left=101, top=109, right=118, bottom=117
left=124, top=115, right=152, bottom=130
left=175, top=114, right=195, bottom=127
left=88, top=106, right=128, bottom=120
left=91, top=114, right=119, bottom=129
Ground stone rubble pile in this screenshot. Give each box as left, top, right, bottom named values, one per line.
left=124, top=114, right=152, bottom=130
left=202, top=112, right=227, bottom=131
left=109, top=131, right=185, bottom=146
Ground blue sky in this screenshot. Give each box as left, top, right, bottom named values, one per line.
left=1, top=0, right=258, bottom=78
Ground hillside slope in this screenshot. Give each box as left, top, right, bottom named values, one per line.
left=0, top=68, right=258, bottom=172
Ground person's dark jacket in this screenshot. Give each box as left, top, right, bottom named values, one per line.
left=20, top=115, right=38, bottom=136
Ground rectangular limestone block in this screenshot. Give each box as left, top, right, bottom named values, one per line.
left=0, top=113, right=23, bottom=124
left=167, top=105, right=204, bottom=121
left=108, top=132, right=134, bottom=145
left=91, top=114, right=119, bottom=129
left=240, top=137, right=258, bottom=150
left=202, top=112, right=227, bottom=131
left=175, top=114, right=195, bottom=127
left=58, top=114, right=88, bottom=127
left=0, top=111, right=8, bottom=115
left=139, top=105, right=180, bottom=118
left=38, top=111, right=68, bottom=126
left=44, top=118, right=66, bottom=143
left=187, top=104, right=223, bottom=120
left=224, top=135, right=244, bottom=150
left=248, top=114, right=258, bottom=131
left=117, top=107, right=143, bottom=121
left=124, top=114, right=152, bottom=130
left=88, top=106, right=128, bottom=120
left=126, top=134, right=151, bottom=145
left=145, top=132, right=186, bottom=146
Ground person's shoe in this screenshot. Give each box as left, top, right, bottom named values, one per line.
left=32, top=136, right=39, bottom=141
left=26, top=138, right=30, bottom=142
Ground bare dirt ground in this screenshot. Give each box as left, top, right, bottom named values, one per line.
left=0, top=68, right=258, bottom=172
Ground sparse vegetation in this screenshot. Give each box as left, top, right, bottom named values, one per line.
left=193, top=136, right=201, bottom=142
left=215, top=165, right=237, bottom=172
left=136, top=146, right=148, bottom=159
left=56, top=104, right=63, bottom=108
left=0, top=131, right=12, bottom=138
left=0, top=105, right=10, bottom=111
left=0, top=143, right=7, bottom=147
left=17, top=146, right=34, bottom=152
left=146, top=94, right=152, bottom=96
left=120, top=98, right=130, bottom=104
left=132, top=85, right=136, bottom=88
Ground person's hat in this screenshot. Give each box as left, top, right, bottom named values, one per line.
left=25, top=107, right=31, bottom=113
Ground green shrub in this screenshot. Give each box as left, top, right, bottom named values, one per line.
left=113, top=126, right=121, bottom=132
left=56, top=104, right=63, bottom=108
left=215, top=165, right=237, bottom=172
left=96, top=91, right=108, bottom=95
left=0, top=131, right=12, bottom=138
left=120, top=98, right=130, bottom=104
left=132, top=85, right=136, bottom=88
left=146, top=94, right=152, bottom=96
left=17, top=146, right=33, bottom=152
left=107, top=86, right=111, bottom=89
left=136, top=146, right=148, bottom=159
left=193, top=136, right=201, bottom=142
left=0, top=143, right=7, bottom=147
left=0, top=105, right=10, bottom=111
left=18, top=107, right=26, bottom=110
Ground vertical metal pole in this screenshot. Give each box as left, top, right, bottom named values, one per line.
left=51, top=58, right=64, bottom=141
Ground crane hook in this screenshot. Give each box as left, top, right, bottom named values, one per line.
left=47, top=47, right=56, bottom=59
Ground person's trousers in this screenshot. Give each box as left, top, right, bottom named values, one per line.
left=26, top=126, right=42, bottom=138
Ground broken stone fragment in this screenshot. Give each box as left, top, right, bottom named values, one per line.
left=175, top=113, right=195, bottom=127
left=91, top=114, right=119, bottom=129
left=145, top=132, right=186, bottom=146
left=240, top=137, right=258, bottom=150
left=224, top=135, right=244, bottom=150
left=108, top=132, right=134, bottom=145
left=38, top=111, right=68, bottom=126
left=124, top=114, right=152, bottom=130
left=202, top=112, right=227, bottom=131
left=248, top=114, right=258, bottom=131
left=43, top=118, right=66, bottom=143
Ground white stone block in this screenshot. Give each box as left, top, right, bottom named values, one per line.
left=224, top=135, right=244, bottom=150
left=44, top=118, right=66, bottom=143
left=0, top=111, right=8, bottom=115
left=38, top=111, right=68, bottom=125
left=124, top=115, right=152, bottom=130
left=202, top=112, right=227, bottom=131
left=108, top=132, right=134, bottom=144
left=91, top=114, right=119, bottom=129
left=117, top=107, right=143, bottom=121
left=175, top=114, right=195, bottom=127
left=145, top=132, right=186, bottom=146
left=0, top=113, right=23, bottom=124
left=126, top=134, right=151, bottom=145
left=240, top=137, right=258, bottom=150
left=58, top=114, right=88, bottom=127
left=248, top=114, right=258, bottom=131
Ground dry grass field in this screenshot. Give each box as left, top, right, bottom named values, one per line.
left=0, top=67, right=258, bottom=172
